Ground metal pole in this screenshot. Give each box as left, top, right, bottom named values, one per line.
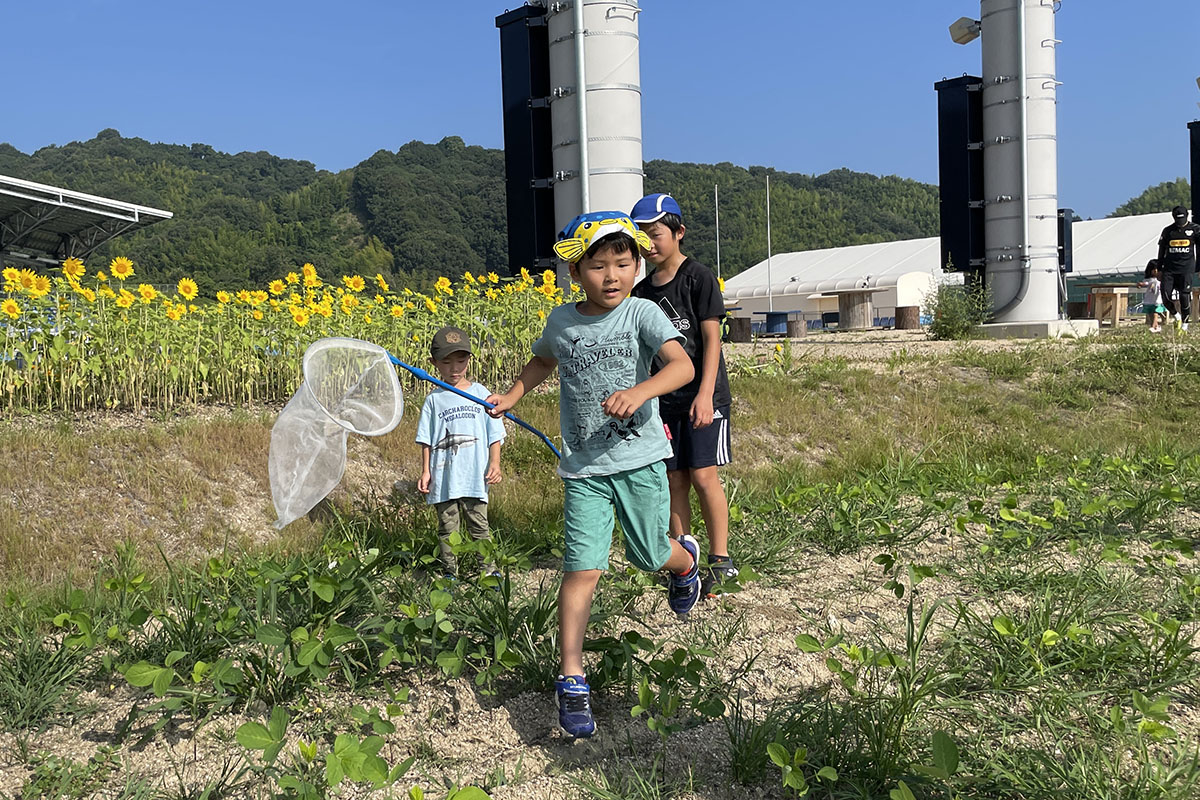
left=573, top=0, right=590, bottom=213
left=714, top=183, right=721, bottom=279
left=766, top=174, right=773, bottom=312
left=1018, top=0, right=1029, bottom=275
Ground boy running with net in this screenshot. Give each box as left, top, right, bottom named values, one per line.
left=487, top=212, right=701, bottom=738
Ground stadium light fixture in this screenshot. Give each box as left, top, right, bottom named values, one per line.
left=950, top=16, right=981, bottom=45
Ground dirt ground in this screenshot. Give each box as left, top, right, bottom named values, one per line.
left=726, top=327, right=1060, bottom=366
left=1, top=328, right=1192, bottom=799
left=0, top=547, right=949, bottom=800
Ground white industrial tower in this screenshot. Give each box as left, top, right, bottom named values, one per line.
left=542, top=0, right=645, bottom=234
left=955, top=0, right=1063, bottom=325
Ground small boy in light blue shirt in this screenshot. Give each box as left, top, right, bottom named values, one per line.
left=487, top=212, right=701, bottom=739
left=416, top=326, right=505, bottom=576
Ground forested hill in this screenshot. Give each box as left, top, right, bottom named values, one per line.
left=0, top=129, right=944, bottom=291
left=1108, top=177, right=1192, bottom=218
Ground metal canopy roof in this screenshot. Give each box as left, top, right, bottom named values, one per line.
left=0, top=174, right=172, bottom=268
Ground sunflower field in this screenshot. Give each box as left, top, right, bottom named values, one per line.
left=0, top=257, right=578, bottom=412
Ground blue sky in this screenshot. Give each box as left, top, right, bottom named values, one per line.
left=4, top=1, right=1197, bottom=220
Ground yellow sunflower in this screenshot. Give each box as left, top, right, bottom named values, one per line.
left=96, top=271, right=108, bottom=282
left=425, top=297, right=438, bottom=314
left=520, top=267, right=532, bottom=283
left=342, top=274, right=366, bottom=292
left=61, top=258, right=85, bottom=280
left=464, top=271, right=475, bottom=284
left=291, top=308, right=310, bottom=327
left=99, top=285, right=116, bottom=299
left=216, top=291, right=231, bottom=304
left=487, top=272, right=500, bottom=284
left=285, top=271, right=300, bottom=285
left=374, top=274, right=389, bottom=293
left=110, top=256, right=134, bottom=280
left=301, top=262, right=317, bottom=277
left=252, top=310, right=263, bottom=321
left=248, top=291, right=268, bottom=307
left=434, top=276, right=452, bottom=295
left=542, top=269, right=556, bottom=286
left=236, top=290, right=252, bottom=303
left=1, top=298, right=20, bottom=319
left=115, top=290, right=135, bottom=309
left=77, top=287, right=96, bottom=303
left=137, top=284, right=158, bottom=303
left=31, top=275, right=51, bottom=297
left=17, top=269, right=36, bottom=290
left=390, top=305, right=405, bottom=318
left=2, top=267, right=19, bottom=285
left=269, top=279, right=286, bottom=296
left=303, top=273, right=322, bottom=288
left=178, top=277, right=199, bottom=301
left=166, top=306, right=184, bottom=322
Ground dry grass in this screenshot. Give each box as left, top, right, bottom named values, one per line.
left=0, top=331, right=1189, bottom=590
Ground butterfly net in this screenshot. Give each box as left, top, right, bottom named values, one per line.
left=269, top=337, right=404, bottom=528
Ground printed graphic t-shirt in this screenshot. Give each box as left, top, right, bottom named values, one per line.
left=533, top=297, right=682, bottom=477
left=415, top=382, right=506, bottom=504
left=631, top=257, right=732, bottom=415
left=1158, top=223, right=1199, bottom=273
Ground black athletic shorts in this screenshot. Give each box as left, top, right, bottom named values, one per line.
left=661, top=404, right=732, bottom=471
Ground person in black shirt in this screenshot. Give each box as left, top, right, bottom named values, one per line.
left=630, top=193, right=736, bottom=596
left=1157, top=205, right=1199, bottom=330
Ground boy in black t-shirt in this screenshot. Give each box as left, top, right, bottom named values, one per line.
left=630, top=193, right=737, bottom=595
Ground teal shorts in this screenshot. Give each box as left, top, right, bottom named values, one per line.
left=562, top=461, right=672, bottom=573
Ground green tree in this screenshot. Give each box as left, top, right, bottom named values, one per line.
left=1110, top=178, right=1191, bottom=218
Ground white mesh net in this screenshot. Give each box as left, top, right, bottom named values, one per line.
left=269, top=338, right=404, bottom=528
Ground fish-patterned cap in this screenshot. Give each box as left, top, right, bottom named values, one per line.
left=553, top=211, right=651, bottom=264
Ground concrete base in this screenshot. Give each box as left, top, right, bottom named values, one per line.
left=977, top=319, right=1100, bottom=339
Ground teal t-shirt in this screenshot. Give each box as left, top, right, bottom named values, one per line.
left=533, top=297, right=682, bottom=477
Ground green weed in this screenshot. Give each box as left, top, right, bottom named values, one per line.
left=0, top=620, right=86, bottom=732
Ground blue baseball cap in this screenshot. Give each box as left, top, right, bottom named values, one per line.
left=631, top=193, right=682, bottom=224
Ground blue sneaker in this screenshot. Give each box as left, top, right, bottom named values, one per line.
left=555, top=675, right=596, bottom=738
left=668, top=534, right=701, bottom=617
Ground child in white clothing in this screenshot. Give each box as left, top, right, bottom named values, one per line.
left=1138, top=259, right=1165, bottom=333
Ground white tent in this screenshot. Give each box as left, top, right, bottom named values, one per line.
left=722, top=212, right=1170, bottom=326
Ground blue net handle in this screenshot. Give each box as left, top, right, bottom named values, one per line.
left=387, top=354, right=562, bottom=460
